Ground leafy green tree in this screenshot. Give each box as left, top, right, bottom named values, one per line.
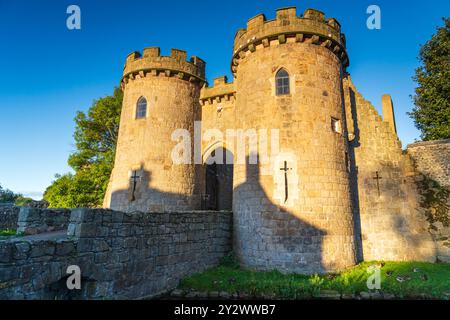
left=409, top=18, right=450, bottom=141
left=68, top=87, right=123, bottom=171
left=44, top=87, right=123, bottom=208
left=43, top=174, right=75, bottom=208
left=0, top=184, right=19, bottom=203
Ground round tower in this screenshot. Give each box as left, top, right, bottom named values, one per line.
left=104, top=47, right=206, bottom=212
left=232, top=7, right=357, bottom=273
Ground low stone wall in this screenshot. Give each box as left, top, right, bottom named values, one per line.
left=0, top=203, right=19, bottom=230
left=408, top=139, right=450, bottom=188
left=17, top=208, right=71, bottom=235
left=0, top=209, right=232, bottom=299
left=407, top=139, right=450, bottom=263
left=0, top=233, right=79, bottom=299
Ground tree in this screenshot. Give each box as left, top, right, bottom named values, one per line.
left=43, top=174, right=76, bottom=208
left=44, top=87, right=123, bottom=208
left=409, top=18, right=450, bottom=141
left=0, top=184, right=19, bottom=203
left=68, top=87, right=123, bottom=171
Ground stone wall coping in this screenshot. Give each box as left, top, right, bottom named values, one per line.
left=407, top=139, right=450, bottom=148
left=71, top=209, right=231, bottom=215
left=0, top=203, right=15, bottom=208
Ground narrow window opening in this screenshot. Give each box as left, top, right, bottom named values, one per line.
left=275, top=69, right=290, bottom=96
left=136, top=97, right=147, bottom=119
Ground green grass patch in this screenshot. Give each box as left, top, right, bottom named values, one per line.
left=0, top=229, right=17, bottom=237
left=179, top=255, right=450, bottom=299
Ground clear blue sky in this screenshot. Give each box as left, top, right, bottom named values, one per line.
left=0, top=0, right=448, bottom=199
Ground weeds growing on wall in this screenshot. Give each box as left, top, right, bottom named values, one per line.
left=417, top=175, right=450, bottom=229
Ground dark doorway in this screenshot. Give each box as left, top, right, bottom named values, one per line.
left=204, top=148, right=233, bottom=210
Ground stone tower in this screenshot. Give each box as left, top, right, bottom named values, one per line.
left=103, top=48, right=206, bottom=212
left=231, top=7, right=357, bottom=273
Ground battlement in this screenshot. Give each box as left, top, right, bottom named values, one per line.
left=122, top=47, right=206, bottom=86
left=232, top=7, right=348, bottom=75
left=200, top=76, right=236, bottom=105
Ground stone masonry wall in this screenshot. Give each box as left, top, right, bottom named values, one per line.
left=343, top=76, right=436, bottom=262
left=407, top=139, right=450, bottom=263
left=104, top=49, right=205, bottom=213
left=17, top=208, right=71, bottom=235
left=407, top=139, right=450, bottom=188
left=0, top=204, right=19, bottom=230
left=232, top=9, right=357, bottom=274
left=0, top=209, right=232, bottom=299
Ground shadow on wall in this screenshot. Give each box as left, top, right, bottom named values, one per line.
left=109, top=147, right=235, bottom=212
left=109, top=150, right=328, bottom=274
left=43, top=276, right=98, bottom=300
left=108, top=163, right=202, bottom=212
left=233, top=154, right=327, bottom=274
left=346, top=86, right=364, bottom=262
left=346, top=86, right=436, bottom=263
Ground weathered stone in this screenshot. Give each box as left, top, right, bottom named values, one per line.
left=359, top=292, right=371, bottom=300
left=93, top=240, right=111, bottom=252
left=383, top=293, right=396, bottom=300
left=0, top=203, right=19, bottom=230
left=170, top=289, right=185, bottom=297
left=17, top=208, right=71, bottom=235
left=341, top=293, right=355, bottom=300
left=318, top=290, right=341, bottom=300
left=55, top=241, right=75, bottom=256
left=185, top=291, right=199, bottom=298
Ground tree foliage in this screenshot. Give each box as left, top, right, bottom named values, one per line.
left=0, top=184, right=19, bottom=203
left=44, top=87, right=123, bottom=208
left=409, top=18, right=450, bottom=141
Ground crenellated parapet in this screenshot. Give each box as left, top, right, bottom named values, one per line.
left=200, top=76, right=236, bottom=106
left=231, top=7, right=349, bottom=76
left=122, top=47, right=206, bottom=87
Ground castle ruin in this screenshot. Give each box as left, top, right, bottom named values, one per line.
left=103, top=7, right=445, bottom=273
left=1, top=7, right=448, bottom=299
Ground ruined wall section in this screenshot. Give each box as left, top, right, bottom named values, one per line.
left=343, top=76, right=436, bottom=262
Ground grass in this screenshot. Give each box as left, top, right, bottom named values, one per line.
left=0, top=229, right=17, bottom=237
left=179, top=254, right=450, bottom=299
left=0, top=229, right=23, bottom=240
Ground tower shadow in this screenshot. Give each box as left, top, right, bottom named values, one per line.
left=233, top=154, right=327, bottom=274
left=108, top=164, right=202, bottom=213
left=346, top=86, right=364, bottom=262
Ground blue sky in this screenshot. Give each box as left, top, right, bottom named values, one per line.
left=0, top=0, right=448, bottom=199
